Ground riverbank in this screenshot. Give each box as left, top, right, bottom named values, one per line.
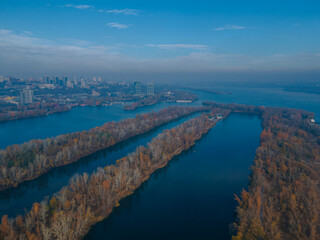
left=0, top=106, right=207, bottom=191
left=0, top=111, right=227, bottom=239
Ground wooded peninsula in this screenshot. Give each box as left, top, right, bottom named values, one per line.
left=0, top=101, right=319, bottom=240
left=0, top=106, right=207, bottom=191
left=0, top=110, right=227, bottom=239
left=203, top=101, right=320, bottom=240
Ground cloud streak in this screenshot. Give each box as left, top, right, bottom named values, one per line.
left=0, top=29, right=12, bottom=34
left=212, top=25, right=247, bottom=31
left=107, top=22, right=130, bottom=29
left=64, top=4, right=93, bottom=10
left=147, top=44, right=208, bottom=50
left=105, top=9, right=140, bottom=16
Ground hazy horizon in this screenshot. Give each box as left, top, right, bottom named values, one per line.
left=1, top=0, right=319, bottom=79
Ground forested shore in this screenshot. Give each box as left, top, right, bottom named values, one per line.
left=233, top=107, right=320, bottom=240
left=0, top=110, right=227, bottom=240
left=0, top=106, right=207, bottom=191
left=2, top=101, right=318, bottom=239
left=204, top=101, right=320, bottom=239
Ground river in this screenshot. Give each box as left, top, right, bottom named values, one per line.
left=85, top=113, right=262, bottom=239
left=0, top=102, right=191, bottom=149
left=1, top=87, right=319, bottom=149
left=1, top=86, right=319, bottom=239
left=0, top=113, right=199, bottom=218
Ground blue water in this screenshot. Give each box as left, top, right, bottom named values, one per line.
left=0, top=113, right=199, bottom=218
left=0, top=102, right=192, bottom=149
left=1, top=87, right=318, bottom=150
left=192, top=87, right=320, bottom=119
left=85, top=113, right=262, bottom=240
left=0, top=86, right=318, bottom=239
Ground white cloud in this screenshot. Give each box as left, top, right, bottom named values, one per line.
left=64, top=4, right=93, bottom=10
left=212, top=25, right=247, bottom=31
left=107, top=22, right=130, bottom=29
left=21, top=31, right=33, bottom=35
left=0, top=29, right=12, bottom=34
left=106, top=9, right=140, bottom=16
left=147, top=44, right=208, bottom=50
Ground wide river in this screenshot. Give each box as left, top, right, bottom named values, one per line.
left=85, top=113, right=262, bottom=240
left=1, top=86, right=319, bottom=239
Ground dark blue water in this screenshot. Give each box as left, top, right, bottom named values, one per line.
left=0, top=86, right=318, bottom=239
left=85, top=113, right=262, bottom=240
left=0, top=113, right=199, bottom=218
left=0, top=102, right=193, bottom=149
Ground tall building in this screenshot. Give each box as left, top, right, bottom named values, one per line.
left=80, top=77, right=88, bottom=88
left=73, top=76, right=78, bottom=86
left=147, top=82, right=154, bottom=95
left=20, top=86, right=34, bottom=104
left=44, top=75, right=50, bottom=84
left=54, top=76, right=59, bottom=85
left=66, top=80, right=74, bottom=88
left=134, top=81, right=142, bottom=95
left=62, top=75, right=68, bottom=86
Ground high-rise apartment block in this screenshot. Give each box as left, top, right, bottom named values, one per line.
left=20, top=86, right=34, bottom=104
left=147, top=82, right=154, bottom=95
left=134, top=81, right=142, bottom=95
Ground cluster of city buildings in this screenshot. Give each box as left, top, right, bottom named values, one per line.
left=0, top=75, right=156, bottom=107
left=41, top=75, right=103, bottom=89
left=0, top=74, right=197, bottom=121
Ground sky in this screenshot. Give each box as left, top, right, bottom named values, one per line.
left=0, top=0, right=320, bottom=79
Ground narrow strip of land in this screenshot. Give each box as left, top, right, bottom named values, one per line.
left=0, top=109, right=228, bottom=239
left=0, top=106, right=207, bottom=191
left=203, top=101, right=320, bottom=240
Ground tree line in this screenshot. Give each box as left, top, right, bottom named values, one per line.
left=203, top=102, right=320, bottom=240
left=0, top=110, right=226, bottom=240
left=0, top=106, right=207, bottom=191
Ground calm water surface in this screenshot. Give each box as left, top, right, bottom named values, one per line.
left=0, top=87, right=318, bottom=239
left=0, top=102, right=191, bottom=149
left=85, top=113, right=262, bottom=240
left=0, top=113, right=198, bottom=218
left=193, top=87, right=320, bottom=119
left=1, top=87, right=319, bottom=149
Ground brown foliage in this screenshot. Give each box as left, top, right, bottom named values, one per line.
left=0, top=106, right=208, bottom=191
left=0, top=110, right=224, bottom=240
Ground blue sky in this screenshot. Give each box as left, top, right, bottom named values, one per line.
left=0, top=0, right=319, bottom=77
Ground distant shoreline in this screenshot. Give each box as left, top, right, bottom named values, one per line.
left=282, top=87, right=320, bottom=95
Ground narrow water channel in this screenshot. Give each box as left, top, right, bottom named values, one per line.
left=0, top=103, right=191, bottom=149
left=85, top=113, right=262, bottom=240
left=0, top=113, right=199, bottom=218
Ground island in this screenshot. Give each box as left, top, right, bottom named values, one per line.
left=0, top=106, right=207, bottom=191
left=0, top=109, right=228, bottom=239
left=0, top=101, right=319, bottom=240
left=203, top=101, right=320, bottom=240
left=123, top=89, right=198, bottom=111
